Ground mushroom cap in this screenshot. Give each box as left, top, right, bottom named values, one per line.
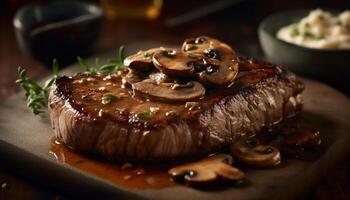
left=198, top=58, right=239, bottom=86
left=153, top=48, right=239, bottom=86
left=122, top=69, right=148, bottom=88
left=182, top=36, right=236, bottom=58
left=169, top=154, right=245, bottom=186
left=124, top=48, right=171, bottom=72
left=182, top=36, right=239, bottom=86
left=230, top=138, right=281, bottom=168
left=132, top=80, right=206, bottom=102
left=152, top=49, right=201, bottom=77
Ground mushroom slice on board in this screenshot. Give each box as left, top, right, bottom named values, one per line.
left=152, top=49, right=204, bottom=77
left=124, top=47, right=171, bottom=72
left=169, top=154, right=244, bottom=186
left=132, top=79, right=205, bottom=102
left=230, top=138, right=281, bottom=168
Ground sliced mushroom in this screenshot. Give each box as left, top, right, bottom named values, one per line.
left=148, top=72, right=172, bottom=84
left=152, top=49, right=204, bottom=77
left=230, top=138, right=281, bottom=168
left=132, top=79, right=205, bottom=102
left=198, top=58, right=239, bottom=86
left=153, top=49, right=239, bottom=86
left=169, top=154, right=244, bottom=186
left=182, top=36, right=240, bottom=86
left=123, top=70, right=174, bottom=88
left=122, top=69, right=148, bottom=88
left=124, top=48, right=170, bottom=72
left=182, top=36, right=236, bottom=59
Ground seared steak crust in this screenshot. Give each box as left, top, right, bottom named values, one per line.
left=48, top=58, right=304, bottom=160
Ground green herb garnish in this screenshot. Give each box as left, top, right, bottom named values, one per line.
left=336, top=19, right=342, bottom=26
left=143, top=51, right=150, bottom=58
left=77, top=46, right=125, bottom=74
left=137, top=111, right=151, bottom=119
left=291, top=28, right=300, bottom=37
left=17, top=46, right=126, bottom=115
left=101, top=93, right=119, bottom=104
left=16, top=59, right=60, bottom=115
left=303, top=31, right=314, bottom=38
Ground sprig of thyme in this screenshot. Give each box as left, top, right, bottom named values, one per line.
left=77, top=46, right=125, bottom=74
left=16, top=46, right=126, bottom=115
left=16, top=59, right=60, bottom=115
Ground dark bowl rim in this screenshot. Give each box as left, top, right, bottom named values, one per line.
left=258, top=9, right=350, bottom=53
left=13, top=1, right=104, bottom=32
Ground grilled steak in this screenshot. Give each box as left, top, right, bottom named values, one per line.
left=48, top=37, right=304, bottom=160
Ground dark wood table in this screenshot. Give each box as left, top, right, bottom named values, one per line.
left=1, top=0, right=349, bottom=199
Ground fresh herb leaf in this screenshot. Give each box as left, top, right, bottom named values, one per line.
left=101, top=93, right=118, bottom=104
left=77, top=46, right=125, bottom=74
left=137, top=111, right=151, bottom=119
left=95, top=57, right=101, bottom=68
left=95, top=57, right=101, bottom=72
left=291, top=28, right=300, bottom=37
left=303, top=31, right=314, bottom=38
left=119, top=46, right=125, bottom=62
left=52, top=59, right=59, bottom=76
left=77, top=56, right=92, bottom=73
left=16, top=60, right=60, bottom=115
left=98, top=63, right=119, bottom=74
left=17, top=46, right=126, bottom=115
left=143, top=51, right=150, bottom=58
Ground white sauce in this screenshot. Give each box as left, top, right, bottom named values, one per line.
left=277, top=9, right=350, bottom=49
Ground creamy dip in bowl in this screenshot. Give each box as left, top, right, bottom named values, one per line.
left=258, top=9, right=350, bottom=94
left=277, top=9, right=350, bottom=49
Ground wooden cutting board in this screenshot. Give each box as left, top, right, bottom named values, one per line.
left=0, top=42, right=349, bottom=200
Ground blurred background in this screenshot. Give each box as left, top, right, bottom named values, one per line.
left=0, top=0, right=350, bottom=199
left=1, top=0, right=350, bottom=96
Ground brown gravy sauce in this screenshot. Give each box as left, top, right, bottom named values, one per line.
left=49, top=115, right=321, bottom=189
left=50, top=140, right=178, bottom=189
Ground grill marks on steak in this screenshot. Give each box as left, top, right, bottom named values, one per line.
left=48, top=56, right=304, bottom=160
